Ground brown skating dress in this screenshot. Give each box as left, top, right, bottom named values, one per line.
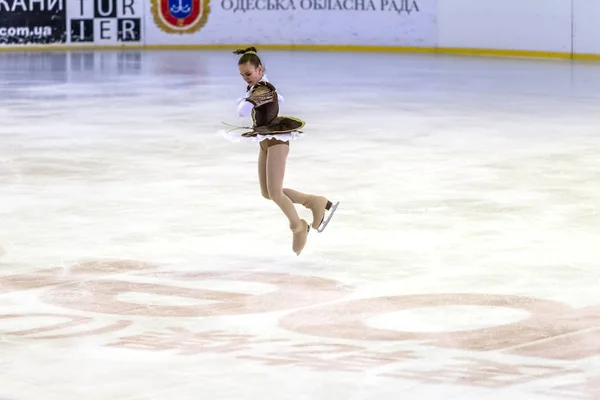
left=223, top=78, right=305, bottom=146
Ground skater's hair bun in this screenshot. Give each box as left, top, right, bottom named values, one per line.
left=232, top=46, right=258, bottom=55
left=233, top=46, right=262, bottom=68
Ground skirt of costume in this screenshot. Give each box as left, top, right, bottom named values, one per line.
left=222, top=116, right=305, bottom=144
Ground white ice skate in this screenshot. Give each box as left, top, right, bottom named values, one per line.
left=317, top=201, right=340, bottom=233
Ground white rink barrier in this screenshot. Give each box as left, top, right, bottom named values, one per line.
left=1, top=0, right=600, bottom=59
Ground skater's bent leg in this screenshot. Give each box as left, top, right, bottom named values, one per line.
left=266, top=143, right=301, bottom=228
left=284, top=189, right=332, bottom=230
left=258, top=143, right=269, bottom=200
left=283, top=188, right=310, bottom=204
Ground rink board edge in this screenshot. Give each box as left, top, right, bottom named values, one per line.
left=1, top=44, right=600, bottom=61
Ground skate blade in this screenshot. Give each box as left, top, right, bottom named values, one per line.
left=317, top=201, right=340, bottom=233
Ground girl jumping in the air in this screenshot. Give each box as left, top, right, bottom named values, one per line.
left=223, top=47, right=339, bottom=255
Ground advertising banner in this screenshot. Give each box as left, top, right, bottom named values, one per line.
left=1, top=0, right=438, bottom=49
left=0, top=0, right=67, bottom=45
left=67, top=0, right=144, bottom=45
left=144, top=0, right=438, bottom=47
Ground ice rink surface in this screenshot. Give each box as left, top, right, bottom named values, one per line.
left=1, top=49, right=600, bottom=399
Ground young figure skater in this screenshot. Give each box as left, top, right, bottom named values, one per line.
left=223, top=47, right=339, bottom=255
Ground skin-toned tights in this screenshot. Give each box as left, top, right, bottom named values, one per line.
left=258, top=139, right=311, bottom=229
